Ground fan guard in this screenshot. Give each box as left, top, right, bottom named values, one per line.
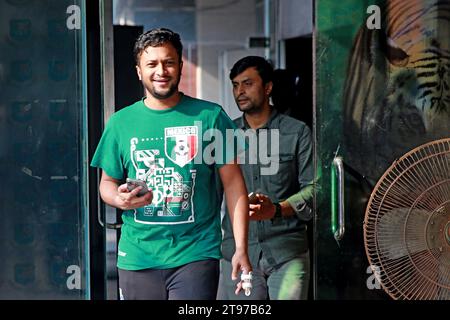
left=364, top=138, right=450, bottom=300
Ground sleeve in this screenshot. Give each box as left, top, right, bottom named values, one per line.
left=286, top=125, right=314, bottom=221
left=209, top=108, right=247, bottom=169
left=90, top=117, right=125, bottom=180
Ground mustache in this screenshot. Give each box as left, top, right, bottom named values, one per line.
left=152, top=77, right=172, bottom=81
left=236, top=94, right=249, bottom=101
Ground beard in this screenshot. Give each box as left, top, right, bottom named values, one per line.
left=146, top=74, right=181, bottom=100
left=149, top=83, right=178, bottom=99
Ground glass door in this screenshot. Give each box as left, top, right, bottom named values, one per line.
left=0, top=0, right=90, bottom=299
left=314, top=0, right=450, bottom=299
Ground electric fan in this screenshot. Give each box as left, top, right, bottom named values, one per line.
left=364, top=138, right=450, bottom=300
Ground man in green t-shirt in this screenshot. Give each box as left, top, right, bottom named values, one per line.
left=91, top=28, right=252, bottom=300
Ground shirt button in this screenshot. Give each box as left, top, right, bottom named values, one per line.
left=253, top=176, right=258, bottom=180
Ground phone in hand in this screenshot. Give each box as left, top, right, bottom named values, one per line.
left=126, top=178, right=149, bottom=197
left=248, top=192, right=259, bottom=204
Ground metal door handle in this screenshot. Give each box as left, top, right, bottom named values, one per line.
left=331, top=156, right=345, bottom=241
left=96, top=169, right=122, bottom=229
left=98, top=205, right=122, bottom=229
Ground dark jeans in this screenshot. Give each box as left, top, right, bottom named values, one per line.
left=118, top=259, right=220, bottom=300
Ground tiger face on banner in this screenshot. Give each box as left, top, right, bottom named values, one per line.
left=129, top=129, right=198, bottom=225
left=343, top=0, right=450, bottom=181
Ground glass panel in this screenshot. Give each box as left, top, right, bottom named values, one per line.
left=0, top=0, right=89, bottom=299
left=315, top=0, right=450, bottom=299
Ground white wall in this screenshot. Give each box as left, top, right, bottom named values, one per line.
left=196, top=0, right=263, bottom=117
left=277, top=0, right=313, bottom=39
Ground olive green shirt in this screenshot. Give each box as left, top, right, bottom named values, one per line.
left=221, top=109, right=314, bottom=267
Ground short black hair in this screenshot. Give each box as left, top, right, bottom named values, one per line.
left=229, top=56, right=273, bottom=84
left=133, top=28, right=183, bottom=65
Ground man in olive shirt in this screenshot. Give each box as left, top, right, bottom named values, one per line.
left=218, top=56, right=314, bottom=300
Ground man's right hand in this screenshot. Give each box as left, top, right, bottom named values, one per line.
left=231, top=249, right=252, bottom=295
left=115, top=183, right=153, bottom=210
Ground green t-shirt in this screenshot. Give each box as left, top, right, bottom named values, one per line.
left=91, top=94, right=238, bottom=270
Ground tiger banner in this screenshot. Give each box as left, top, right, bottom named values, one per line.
left=314, top=0, right=449, bottom=300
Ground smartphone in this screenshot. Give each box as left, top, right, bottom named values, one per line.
left=248, top=192, right=259, bottom=204
left=126, top=178, right=149, bottom=196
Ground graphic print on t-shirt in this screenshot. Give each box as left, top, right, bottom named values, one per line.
left=129, top=127, right=198, bottom=225
left=164, top=126, right=198, bottom=168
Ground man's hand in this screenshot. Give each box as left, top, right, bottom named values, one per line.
left=248, top=193, right=276, bottom=220
left=231, top=249, right=252, bottom=295
left=115, top=183, right=153, bottom=210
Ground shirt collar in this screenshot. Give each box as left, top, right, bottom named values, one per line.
left=237, top=107, right=279, bottom=129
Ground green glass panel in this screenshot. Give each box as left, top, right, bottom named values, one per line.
left=315, top=0, right=450, bottom=299
left=0, top=0, right=89, bottom=299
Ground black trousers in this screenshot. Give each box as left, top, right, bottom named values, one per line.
left=118, top=259, right=220, bottom=300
